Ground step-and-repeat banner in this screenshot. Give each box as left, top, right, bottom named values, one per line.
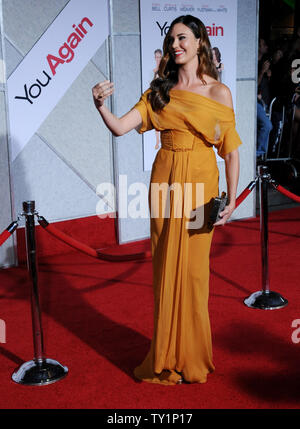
left=7, top=0, right=109, bottom=162
left=140, top=0, right=238, bottom=171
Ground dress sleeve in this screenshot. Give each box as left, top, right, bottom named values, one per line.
left=214, top=113, right=242, bottom=159
left=132, top=90, right=154, bottom=134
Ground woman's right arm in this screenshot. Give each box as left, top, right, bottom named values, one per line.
left=92, top=80, right=142, bottom=136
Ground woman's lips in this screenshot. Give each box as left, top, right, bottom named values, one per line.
left=174, top=50, right=184, bottom=57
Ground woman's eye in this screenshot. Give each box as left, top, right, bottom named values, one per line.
left=179, top=36, right=185, bottom=40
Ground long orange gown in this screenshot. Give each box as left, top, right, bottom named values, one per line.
left=132, top=89, right=242, bottom=385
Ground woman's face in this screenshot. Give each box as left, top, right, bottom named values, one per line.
left=170, top=23, right=199, bottom=66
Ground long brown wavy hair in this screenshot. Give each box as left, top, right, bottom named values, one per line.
left=148, top=15, right=218, bottom=112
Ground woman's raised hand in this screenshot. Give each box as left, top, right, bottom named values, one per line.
left=91, top=80, right=142, bottom=136
left=92, top=80, right=114, bottom=108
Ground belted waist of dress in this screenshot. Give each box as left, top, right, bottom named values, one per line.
left=160, top=130, right=211, bottom=152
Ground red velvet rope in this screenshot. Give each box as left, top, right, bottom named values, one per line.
left=97, top=248, right=152, bottom=262
left=272, top=183, right=300, bottom=203
left=39, top=220, right=151, bottom=262
left=38, top=183, right=255, bottom=262
left=234, top=180, right=257, bottom=209
left=45, top=223, right=99, bottom=258
left=235, top=188, right=252, bottom=208
left=0, top=221, right=18, bottom=246
left=0, top=229, right=11, bottom=247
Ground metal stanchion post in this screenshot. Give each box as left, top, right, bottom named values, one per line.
left=12, top=201, right=68, bottom=385
left=244, top=166, right=288, bottom=309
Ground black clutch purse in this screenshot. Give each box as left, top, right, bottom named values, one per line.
left=209, top=192, right=228, bottom=225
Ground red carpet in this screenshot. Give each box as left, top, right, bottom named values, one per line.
left=0, top=207, right=300, bottom=409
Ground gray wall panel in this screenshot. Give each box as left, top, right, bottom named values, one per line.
left=113, top=35, right=142, bottom=117
left=112, top=33, right=151, bottom=242
left=0, top=15, right=2, bottom=58
left=4, top=37, right=22, bottom=78
left=12, top=134, right=101, bottom=224
left=235, top=0, right=257, bottom=218
left=3, top=0, right=69, bottom=55
left=236, top=0, right=258, bottom=80
left=0, top=8, right=4, bottom=88
left=112, top=0, right=140, bottom=34
left=38, top=60, right=113, bottom=193
left=0, top=90, right=15, bottom=267
left=91, top=39, right=109, bottom=79
left=0, top=2, right=15, bottom=268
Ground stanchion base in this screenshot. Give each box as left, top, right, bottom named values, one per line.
left=244, top=290, right=288, bottom=310
left=12, top=358, right=68, bottom=386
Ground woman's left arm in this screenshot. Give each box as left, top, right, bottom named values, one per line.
left=211, top=84, right=240, bottom=225
left=214, top=148, right=240, bottom=226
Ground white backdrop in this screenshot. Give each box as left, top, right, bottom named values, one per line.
left=140, top=0, right=238, bottom=171
left=7, top=0, right=109, bottom=162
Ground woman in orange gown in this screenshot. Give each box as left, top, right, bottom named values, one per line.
left=92, top=15, right=241, bottom=385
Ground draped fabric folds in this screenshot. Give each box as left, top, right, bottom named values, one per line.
left=132, top=89, right=242, bottom=385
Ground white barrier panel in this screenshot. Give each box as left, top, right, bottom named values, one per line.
left=140, top=0, right=238, bottom=171
left=7, top=0, right=109, bottom=162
